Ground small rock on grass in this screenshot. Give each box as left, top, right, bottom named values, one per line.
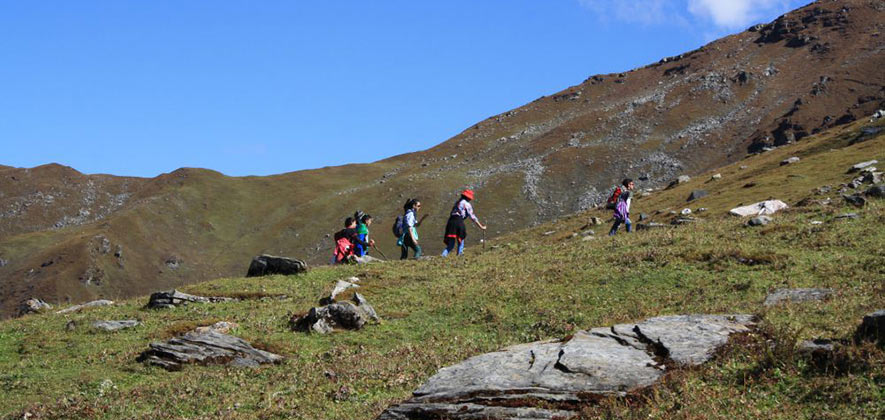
left=93, top=320, right=140, bottom=332
left=781, top=157, right=800, bottom=166
left=748, top=216, right=771, bottom=226
left=866, top=185, right=885, bottom=198
left=848, top=160, right=878, bottom=173
left=843, top=194, right=866, bottom=207
left=854, top=310, right=884, bottom=345
left=56, top=299, right=114, bottom=314
left=764, top=288, right=833, bottom=306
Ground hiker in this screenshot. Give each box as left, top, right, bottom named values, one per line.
left=333, top=217, right=373, bottom=264
left=442, top=189, right=486, bottom=257
left=355, top=213, right=373, bottom=257
left=609, top=178, right=635, bottom=236
left=398, top=199, right=423, bottom=259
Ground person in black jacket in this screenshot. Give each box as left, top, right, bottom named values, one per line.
left=333, top=217, right=373, bottom=263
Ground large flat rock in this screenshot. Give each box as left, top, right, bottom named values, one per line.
left=137, top=330, right=283, bottom=371
left=378, top=314, right=755, bottom=420
left=246, top=254, right=308, bottom=277
left=764, top=288, right=833, bottom=306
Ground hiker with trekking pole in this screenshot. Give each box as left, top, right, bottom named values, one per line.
left=395, top=198, right=426, bottom=259
left=441, top=189, right=486, bottom=257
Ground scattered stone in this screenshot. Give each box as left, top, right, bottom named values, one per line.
left=739, top=165, right=749, bottom=170
left=780, top=157, right=800, bottom=166
left=65, top=320, right=77, bottom=331
left=680, top=208, right=692, bottom=215
left=325, top=280, right=359, bottom=303
left=0, top=259, right=7, bottom=267
left=835, top=213, right=859, bottom=220
left=843, top=194, right=866, bottom=207
left=355, top=255, right=383, bottom=264
left=638, top=213, right=649, bottom=221
left=145, top=290, right=233, bottom=309
left=729, top=200, right=788, bottom=217
left=672, top=217, right=697, bottom=225
left=865, top=185, right=885, bottom=198
left=799, top=339, right=836, bottom=354
left=796, top=197, right=831, bottom=207
left=666, top=175, right=691, bottom=189
left=687, top=190, right=708, bottom=202
left=763, top=288, right=833, bottom=306
left=862, top=171, right=882, bottom=184
left=164, top=256, right=181, bottom=270
left=194, top=321, right=238, bottom=334
left=748, top=216, right=772, bottom=226
left=290, top=293, right=379, bottom=334
left=93, top=320, right=140, bottom=332
left=542, top=231, right=556, bottom=236
left=696, top=208, right=708, bottom=213
left=637, top=223, right=668, bottom=230
left=848, top=160, right=878, bottom=173
left=853, top=310, right=884, bottom=345
left=813, top=185, right=832, bottom=195
left=811, top=221, right=823, bottom=225
left=873, top=110, right=885, bottom=120
left=581, top=235, right=595, bottom=242
left=18, top=298, right=52, bottom=316
left=56, top=299, right=114, bottom=314
left=377, top=315, right=755, bottom=420
left=246, top=254, right=308, bottom=277
left=137, top=330, right=283, bottom=371
left=711, top=173, right=722, bottom=180
left=589, top=217, right=603, bottom=226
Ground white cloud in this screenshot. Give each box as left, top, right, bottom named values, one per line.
left=687, top=0, right=792, bottom=28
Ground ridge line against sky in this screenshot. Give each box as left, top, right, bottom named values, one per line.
left=0, top=0, right=808, bottom=177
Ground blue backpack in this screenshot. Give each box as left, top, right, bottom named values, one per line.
left=392, top=215, right=404, bottom=237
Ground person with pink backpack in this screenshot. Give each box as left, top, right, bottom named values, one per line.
left=333, top=217, right=373, bottom=264
left=609, top=178, right=635, bottom=236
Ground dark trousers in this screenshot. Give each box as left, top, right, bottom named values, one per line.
left=400, top=235, right=422, bottom=259
left=609, top=218, right=632, bottom=236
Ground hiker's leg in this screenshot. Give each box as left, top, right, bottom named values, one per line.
left=413, top=244, right=422, bottom=258
left=457, top=238, right=465, bottom=255
left=609, top=220, right=622, bottom=236
left=442, top=238, right=455, bottom=257
left=400, top=244, right=408, bottom=260
left=625, top=218, right=633, bottom=233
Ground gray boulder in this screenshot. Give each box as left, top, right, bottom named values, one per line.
left=764, top=288, right=833, bottom=306
left=291, top=293, right=379, bottom=334
left=748, top=216, right=772, bottom=226
left=137, top=330, right=283, bottom=371
left=780, top=157, right=800, bottom=166
left=145, top=290, right=233, bottom=309
left=246, top=254, right=308, bottom=277
left=18, top=298, right=52, bottom=316
left=93, top=320, right=140, bottom=332
left=854, top=310, right=884, bottom=345
left=866, top=185, right=885, bottom=198
left=848, top=160, right=878, bottom=173
left=666, top=175, right=691, bottom=189
left=687, top=190, right=708, bottom=201
left=56, top=299, right=114, bottom=314
left=377, top=315, right=754, bottom=419
left=843, top=194, right=866, bottom=207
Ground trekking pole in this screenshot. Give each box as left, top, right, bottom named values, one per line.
left=372, top=244, right=388, bottom=261
left=482, top=229, right=486, bottom=249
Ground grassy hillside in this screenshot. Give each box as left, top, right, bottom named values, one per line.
left=2, top=0, right=883, bottom=319
left=1, top=118, right=882, bottom=419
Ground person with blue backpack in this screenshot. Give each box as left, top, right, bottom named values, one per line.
left=442, top=189, right=486, bottom=257
left=609, top=178, right=635, bottom=236
left=395, top=198, right=424, bottom=259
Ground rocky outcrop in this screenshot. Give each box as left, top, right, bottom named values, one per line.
left=56, top=299, right=114, bottom=314
left=377, top=314, right=755, bottom=420
left=854, top=310, right=884, bottom=346
left=764, top=288, right=833, bottom=306
left=246, top=254, right=308, bottom=277
left=290, top=292, right=379, bottom=334
left=18, top=298, right=52, bottom=316
left=137, top=329, right=283, bottom=371
left=729, top=200, right=788, bottom=217
left=687, top=190, right=708, bottom=202
left=145, top=290, right=233, bottom=309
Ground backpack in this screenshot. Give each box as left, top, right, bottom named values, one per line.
left=334, top=234, right=354, bottom=263
left=614, top=199, right=629, bottom=221
left=605, top=186, right=622, bottom=210
left=392, top=215, right=404, bottom=238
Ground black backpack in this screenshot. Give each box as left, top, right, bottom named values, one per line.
left=392, top=215, right=404, bottom=237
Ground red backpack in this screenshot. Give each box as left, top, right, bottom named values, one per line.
left=333, top=233, right=354, bottom=263
left=606, top=186, right=622, bottom=210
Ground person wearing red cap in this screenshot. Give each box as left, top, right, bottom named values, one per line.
left=442, top=189, right=486, bottom=257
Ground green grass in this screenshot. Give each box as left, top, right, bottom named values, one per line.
left=0, top=122, right=883, bottom=419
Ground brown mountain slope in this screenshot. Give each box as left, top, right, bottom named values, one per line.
left=1, top=0, right=883, bottom=318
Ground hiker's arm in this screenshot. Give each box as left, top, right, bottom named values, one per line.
left=472, top=218, right=486, bottom=230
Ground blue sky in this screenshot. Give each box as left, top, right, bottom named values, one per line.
left=0, top=0, right=808, bottom=177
